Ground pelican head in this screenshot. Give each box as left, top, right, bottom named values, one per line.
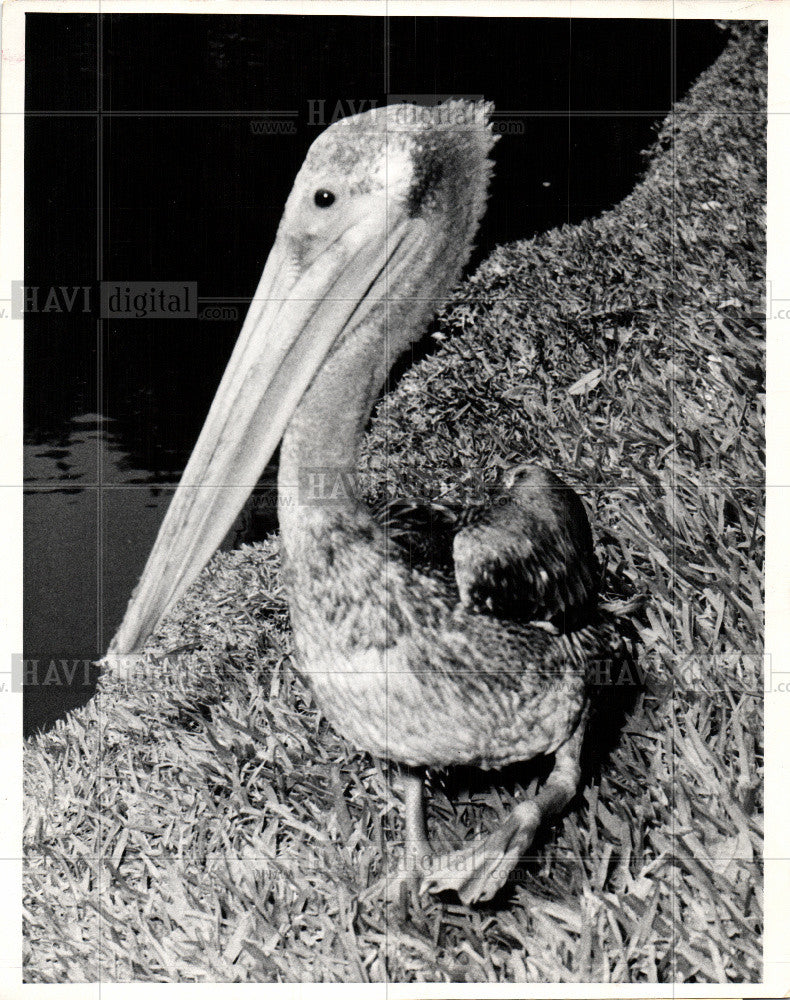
left=109, top=100, right=497, bottom=657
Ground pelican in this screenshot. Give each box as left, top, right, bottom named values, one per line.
left=109, top=100, right=623, bottom=904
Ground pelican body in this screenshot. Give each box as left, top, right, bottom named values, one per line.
left=110, top=101, right=621, bottom=903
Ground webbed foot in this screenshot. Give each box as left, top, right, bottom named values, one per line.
left=419, top=800, right=541, bottom=903
left=388, top=709, right=586, bottom=906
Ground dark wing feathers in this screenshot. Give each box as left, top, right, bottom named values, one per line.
left=453, top=467, right=598, bottom=629
left=370, top=498, right=457, bottom=577
left=371, top=466, right=599, bottom=631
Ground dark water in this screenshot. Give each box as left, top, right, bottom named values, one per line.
left=23, top=14, right=729, bottom=734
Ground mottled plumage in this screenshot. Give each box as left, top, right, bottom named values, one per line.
left=279, top=496, right=600, bottom=770
left=453, top=467, right=598, bottom=629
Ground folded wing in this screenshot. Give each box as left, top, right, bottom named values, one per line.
left=452, top=466, right=598, bottom=630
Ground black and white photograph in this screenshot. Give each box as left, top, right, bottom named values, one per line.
left=2, top=0, right=783, bottom=990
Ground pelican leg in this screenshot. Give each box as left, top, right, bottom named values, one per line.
left=421, top=711, right=588, bottom=905
left=385, top=767, right=433, bottom=908
left=402, top=766, right=431, bottom=859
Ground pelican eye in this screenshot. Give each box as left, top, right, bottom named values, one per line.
left=314, top=188, right=336, bottom=208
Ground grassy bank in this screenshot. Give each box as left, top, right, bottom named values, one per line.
left=24, top=23, right=765, bottom=983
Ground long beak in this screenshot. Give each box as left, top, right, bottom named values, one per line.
left=108, top=214, right=424, bottom=657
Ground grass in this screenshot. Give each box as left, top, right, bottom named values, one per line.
left=23, top=22, right=765, bottom=983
